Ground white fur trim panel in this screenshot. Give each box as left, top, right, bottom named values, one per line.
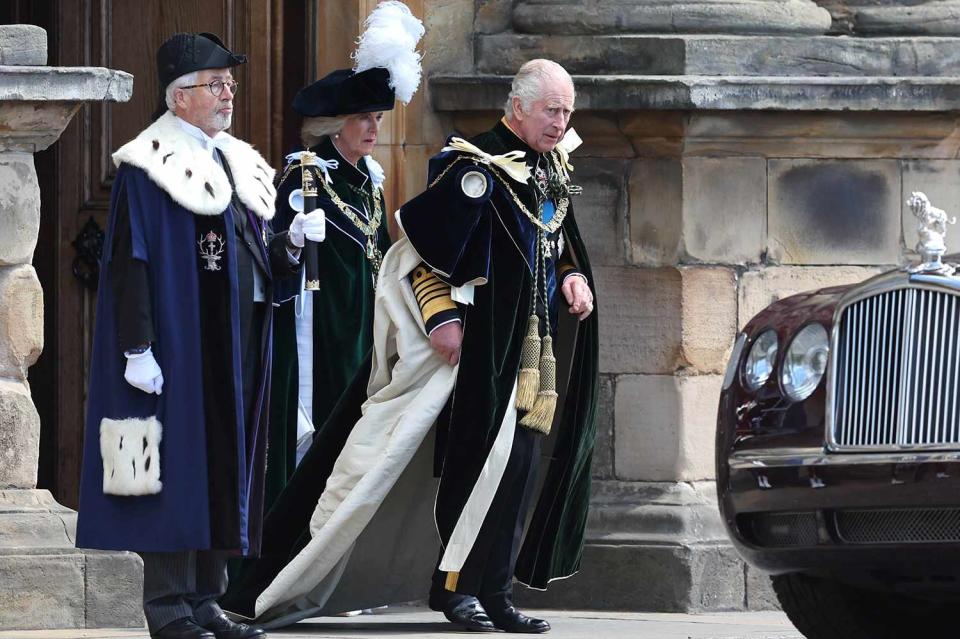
left=218, top=132, right=277, bottom=220
left=111, top=111, right=276, bottom=220
left=100, top=416, right=163, bottom=496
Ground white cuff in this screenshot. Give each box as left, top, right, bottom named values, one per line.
left=563, top=271, right=588, bottom=286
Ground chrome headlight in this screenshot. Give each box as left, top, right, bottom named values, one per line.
left=743, top=330, right=778, bottom=391
left=781, top=323, right=829, bottom=401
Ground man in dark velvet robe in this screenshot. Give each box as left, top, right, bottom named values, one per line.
left=75, top=33, right=323, bottom=639
left=404, top=58, right=598, bottom=634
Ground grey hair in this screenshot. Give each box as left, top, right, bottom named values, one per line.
left=164, top=71, right=199, bottom=112
left=503, top=59, right=575, bottom=119
left=301, top=116, right=349, bottom=148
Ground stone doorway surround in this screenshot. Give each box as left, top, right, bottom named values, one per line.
left=430, top=0, right=960, bottom=611
left=0, top=25, right=142, bottom=632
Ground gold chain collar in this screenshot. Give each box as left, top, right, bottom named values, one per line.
left=281, top=160, right=385, bottom=283
left=318, top=177, right=385, bottom=283
left=427, top=151, right=571, bottom=234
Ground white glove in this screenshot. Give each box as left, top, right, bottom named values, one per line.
left=124, top=347, right=164, bottom=395
left=288, top=210, right=326, bottom=248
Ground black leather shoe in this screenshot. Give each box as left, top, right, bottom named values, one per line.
left=435, top=594, right=501, bottom=633
left=483, top=602, right=550, bottom=634
left=201, top=614, right=266, bottom=639
left=151, top=618, right=214, bottom=639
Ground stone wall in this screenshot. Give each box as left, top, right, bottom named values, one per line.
left=509, top=109, right=928, bottom=610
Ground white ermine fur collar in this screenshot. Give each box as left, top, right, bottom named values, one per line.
left=112, top=111, right=276, bottom=220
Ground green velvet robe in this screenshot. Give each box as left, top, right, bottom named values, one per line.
left=264, top=137, right=392, bottom=510
left=417, top=121, right=600, bottom=591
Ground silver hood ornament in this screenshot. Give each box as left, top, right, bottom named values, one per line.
left=907, top=191, right=957, bottom=275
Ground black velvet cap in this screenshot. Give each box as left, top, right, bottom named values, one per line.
left=292, top=68, right=395, bottom=117
left=152, top=32, right=247, bottom=120
left=157, top=32, right=246, bottom=90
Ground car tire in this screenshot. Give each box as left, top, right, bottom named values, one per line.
left=772, top=573, right=949, bottom=639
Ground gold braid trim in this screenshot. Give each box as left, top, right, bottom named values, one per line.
left=282, top=159, right=386, bottom=283
left=278, top=160, right=299, bottom=188
left=428, top=153, right=570, bottom=234
left=410, top=266, right=456, bottom=326
left=281, top=159, right=384, bottom=238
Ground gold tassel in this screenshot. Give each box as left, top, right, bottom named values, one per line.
left=444, top=571, right=460, bottom=591
left=520, top=335, right=558, bottom=434
left=516, top=314, right=541, bottom=411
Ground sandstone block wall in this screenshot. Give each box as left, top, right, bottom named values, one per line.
left=535, top=112, right=960, bottom=487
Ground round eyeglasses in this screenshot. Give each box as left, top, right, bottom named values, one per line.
left=180, top=79, right=239, bottom=97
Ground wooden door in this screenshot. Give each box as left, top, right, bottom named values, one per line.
left=7, top=0, right=311, bottom=509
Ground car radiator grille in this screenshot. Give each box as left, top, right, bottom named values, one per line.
left=836, top=508, right=960, bottom=544
left=832, top=287, right=960, bottom=449
left=748, top=512, right=820, bottom=547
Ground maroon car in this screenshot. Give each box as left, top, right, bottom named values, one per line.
left=716, top=194, right=960, bottom=639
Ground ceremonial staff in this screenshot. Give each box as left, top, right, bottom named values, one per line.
left=299, top=151, right=321, bottom=290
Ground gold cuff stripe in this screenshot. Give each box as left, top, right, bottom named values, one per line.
left=420, top=296, right=458, bottom=320
left=417, top=289, right=453, bottom=306
left=414, top=281, right=451, bottom=303
left=412, top=276, right=448, bottom=292
left=412, top=274, right=448, bottom=293
left=409, top=263, right=456, bottom=323
left=420, top=291, right=457, bottom=309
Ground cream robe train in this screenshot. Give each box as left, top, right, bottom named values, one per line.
left=249, top=236, right=518, bottom=628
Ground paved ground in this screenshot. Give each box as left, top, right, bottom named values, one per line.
left=0, top=607, right=803, bottom=639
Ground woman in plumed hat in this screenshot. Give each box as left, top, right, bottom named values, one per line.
left=260, top=1, right=424, bottom=510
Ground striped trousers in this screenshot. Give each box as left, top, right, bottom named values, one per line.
left=139, top=550, right=229, bottom=633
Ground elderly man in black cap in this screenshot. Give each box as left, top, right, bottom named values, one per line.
left=75, top=32, right=325, bottom=639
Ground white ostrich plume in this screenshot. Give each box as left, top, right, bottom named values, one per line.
left=352, top=1, right=425, bottom=105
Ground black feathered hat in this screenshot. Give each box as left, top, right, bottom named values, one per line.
left=152, top=32, right=247, bottom=120
left=291, top=2, right=424, bottom=119
left=291, top=68, right=395, bottom=118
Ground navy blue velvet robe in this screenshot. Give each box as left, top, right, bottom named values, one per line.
left=76, top=163, right=274, bottom=555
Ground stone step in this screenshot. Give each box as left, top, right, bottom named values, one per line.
left=511, top=0, right=831, bottom=36
left=0, top=490, right=76, bottom=549
left=514, top=542, right=779, bottom=612
left=0, top=491, right=144, bottom=632
left=585, top=480, right=729, bottom=545
left=0, top=549, right=144, bottom=631
left=476, top=34, right=960, bottom=77
left=523, top=481, right=767, bottom=612
left=431, top=74, right=960, bottom=112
